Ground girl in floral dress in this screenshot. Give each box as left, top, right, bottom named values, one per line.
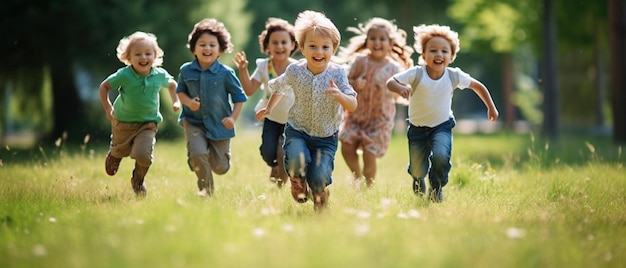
left=337, top=17, right=414, bottom=188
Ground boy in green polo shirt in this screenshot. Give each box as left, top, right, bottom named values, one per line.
left=98, top=31, right=180, bottom=196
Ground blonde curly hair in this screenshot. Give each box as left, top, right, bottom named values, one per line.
left=413, top=24, right=460, bottom=66
left=116, top=31, right=164, bottom=67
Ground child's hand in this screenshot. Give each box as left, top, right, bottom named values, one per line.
left=232, top=52, right=248, bottom=71
left=255, top=108, right=268, bottom=121
left=396, top=85, right=411, bottom=100
left=487, top=107, right=499, bottom=121
left=105, top=108, right=115, bottom=122
left=188, top=97, right=201, bottom=111
left=222, top=117, right=235, bottom=129
left=172, top=101, right=181, bottom=112
left=323, top=79, right=341, bottom=97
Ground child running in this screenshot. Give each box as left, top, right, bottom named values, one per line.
left=177, top=18, right=247, bottom=197
left=336, top=17, right=413, bottom=188
left=99, top=31, right=180, bottom=197
left=386, top=24, right=499, bottom=202
left=255, top=10, right=357, bottom=212
left=233, top=17, right=298, bottom=188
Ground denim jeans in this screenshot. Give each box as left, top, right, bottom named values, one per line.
left=259, top=118, right=286, bottom=167
left=283, top=124, right=338, bottom=193
left=407, top=118, right=455, bottom=189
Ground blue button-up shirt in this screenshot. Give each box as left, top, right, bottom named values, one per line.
left=177, top=59, right=247, bottom=140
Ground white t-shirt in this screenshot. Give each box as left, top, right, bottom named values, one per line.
left=251, top=58, right=298, bottom=124
left=392, top=66, right=471, bottom=127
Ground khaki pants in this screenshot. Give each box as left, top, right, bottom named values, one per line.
left=182, top=119, right=230, bottom=190
left=109, top=121, right=157, bottom=168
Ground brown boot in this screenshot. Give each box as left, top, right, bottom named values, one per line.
left=290, top=177, right=308, bottom=203
left=313, top=188, right=330, bottom=212
left=105, top=152, right=121, bottom=176
left=131, top=164, right=148, bottom=197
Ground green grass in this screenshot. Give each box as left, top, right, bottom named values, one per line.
left=1, top=129, right=625, bottom=268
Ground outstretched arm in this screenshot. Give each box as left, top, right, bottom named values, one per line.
left=255, top=93, right=284, bottom=121
left=468, top=78, right=499, bottom=121
left=233, top=52, right=261, bottom=96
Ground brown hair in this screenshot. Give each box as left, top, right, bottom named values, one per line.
left=258, top=17, right=297, bottom=56
left=187, top=18, right=233, bottom=54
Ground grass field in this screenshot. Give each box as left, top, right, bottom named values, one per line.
left=1, top=129, right=624, bottom=268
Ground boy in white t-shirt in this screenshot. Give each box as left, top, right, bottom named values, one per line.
left=387, top=24, right=498, bottom=203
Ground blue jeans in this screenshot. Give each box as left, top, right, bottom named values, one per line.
left=407, top=118, right=455, bottom=189
left=259, top=118, right=286, bottom=167
left=283, top=124, right=337, bottom=193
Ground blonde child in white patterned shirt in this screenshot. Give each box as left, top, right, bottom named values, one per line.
left=255, top=10, right=357, bottom=212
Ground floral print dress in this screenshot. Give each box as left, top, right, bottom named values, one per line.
left=339, top=55, right=403, bottom=157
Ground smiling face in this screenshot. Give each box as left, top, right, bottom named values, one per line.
left=300, top=30, right=335, bottom=75
left=422, top=36, right=453, bottom=74
left=193, top=32, right=223, bottom=69
left=267, top=30, right=296, bottom=62
left=128, top=40, right=155, bottom=76
left=366, top=27, right=391, bottom=61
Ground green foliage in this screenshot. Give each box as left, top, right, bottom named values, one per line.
left=1, top=131, right=624, bottom=267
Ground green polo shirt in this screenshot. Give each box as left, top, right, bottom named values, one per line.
left=107, top=66, right=173, bottom=123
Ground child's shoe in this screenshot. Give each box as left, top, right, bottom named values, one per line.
left=130, top=176, right=147, bottom=197
left=197, top=178, right=214, bottom=197
left=197, top=188, right=209, bottom=197
left=105, top=152, right=121, bottom=176
left=429, top=186, right=444, bottom=203
left=413, top=177, right=426, bottom=196
left=290, top=177, right=308, bottom=203
left=130, top=165, right=148, bottom=197
left=313, top=188, right=330, bottom=212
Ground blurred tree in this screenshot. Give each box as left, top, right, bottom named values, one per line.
left=541, top=0, right=559, bottom=140
left=450, top=0, right=610, bottom=140
left=449, top=0, right=541, bottom=130
left=610, top=0, right=626, bottom=142
left=0, top=0, right=250, bottom=144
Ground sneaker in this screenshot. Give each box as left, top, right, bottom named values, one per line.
left=413, top=177, right=426, bottom=196
left=130, top=177, right=146, bottom=197
left=290, top=177, right=308, bottom=203
left=197, top=188, right=209, bottom=197
left=105, top=152, right=121, bottom=176
left=313, top=188, right=330, bottom=212
left=429, top=187, right=444, bottom=203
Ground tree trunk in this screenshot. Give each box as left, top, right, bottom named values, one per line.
left=502, top=53, right=516, bottom=129
left=594, top=22, right=606, bottom=129
left=610, top=0, right=626, bottom=142
left=542, top=0, right=560, bottom=140
left=47, top=63, right=84, bottom=143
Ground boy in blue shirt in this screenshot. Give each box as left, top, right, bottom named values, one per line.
left=177, top=18, right=247, bottom=197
